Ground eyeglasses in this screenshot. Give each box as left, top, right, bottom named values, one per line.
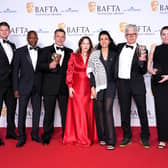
left=126, top=33, right=137, bottom=37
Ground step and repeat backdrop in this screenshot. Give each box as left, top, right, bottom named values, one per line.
left=0, top=0, right=168, bottom=127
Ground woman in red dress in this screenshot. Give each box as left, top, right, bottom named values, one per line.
left=63, top=36, right=98, bottom=145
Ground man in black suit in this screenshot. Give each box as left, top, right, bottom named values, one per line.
left=13, top=31, right=42, bottom=147
left=115, top=24, right=150, bottom=148
left=0, top=21, right=18, bottom=145
left=37, top=29, right=73, bottom=144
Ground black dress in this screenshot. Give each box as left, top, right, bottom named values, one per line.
left=151, top=44, right=168, bottom=141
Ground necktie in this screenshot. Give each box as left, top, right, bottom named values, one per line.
left=126, top=44, right=133, bottom=49
left=56, top=46, right=64, bottom=51
left=30, top=46, right=38, bottom=50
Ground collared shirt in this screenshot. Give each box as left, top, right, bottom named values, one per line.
left=118, top=43, right=137, bottom=79
left=27, top=45, right=38, bottom=70
left=0, top=38, right=13, bottom=64
left=54, top=44, right=65, bottom=66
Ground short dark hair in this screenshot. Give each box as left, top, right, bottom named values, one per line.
left=27, top=30, right=38, bottom=38
left=0, top=21, right=10, bottom=29
left=54, top=29, right=66, bottom=35
left=160, top=26, right=168, bottom=35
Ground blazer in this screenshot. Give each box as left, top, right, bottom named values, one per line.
left=37, top=44, right=73, bottom=95
left=0, top=41, right=16, bottom=88
left=13, top=45, right=42, bottom=95
left=115, top=42, right=147, bottom=95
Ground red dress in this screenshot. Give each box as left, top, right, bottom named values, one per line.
left=63, top=53, right=98, bottom=145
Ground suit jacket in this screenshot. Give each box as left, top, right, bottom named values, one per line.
left=37, top=44, right=73, bottom=95
left=0, top=41, right=16, bottom=89
left=115, top=42, right=147, bottom=95
left=13, top=45, right=42, bottom=95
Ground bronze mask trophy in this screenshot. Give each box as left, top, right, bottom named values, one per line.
left=51, top=52, right=62, bottom=72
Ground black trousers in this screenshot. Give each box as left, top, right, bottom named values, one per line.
left=18, top=92, right=41, bottom=141
left=94, top=87, right=116, bottom=146
left=117, top=79, right=150, bottom=140
left=0, top=87, right=16, bottom=136
left=42, top=94, right=68, bottom=140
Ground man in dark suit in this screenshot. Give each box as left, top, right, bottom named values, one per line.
left=0, top=21, right=17, bottom=145
left=37, top=29, right=73, bottom=144
left=13, top=31, right=42, bottom=147
left=115, top=24, right=150, bottom=148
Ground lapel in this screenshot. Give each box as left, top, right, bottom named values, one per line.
left=24, top=46, right=34, bottom=69
left=61, top=46, right=67, bottom=68
left=0, top=43, right=10, bottom=64
left=131, top=44, right=139, bottom=67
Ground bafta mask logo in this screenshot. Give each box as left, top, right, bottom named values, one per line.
left=119, top=22, right=127, bottom=32
left=26, top=2, right=34, bottom=13
left=88, top=1, right=96, bottom=12
left=151, top=0, right=159, bottom=11
left=57, top=23, right=66, bottom=29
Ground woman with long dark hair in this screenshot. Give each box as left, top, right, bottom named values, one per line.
left=87, top=31, right=117, bottom=150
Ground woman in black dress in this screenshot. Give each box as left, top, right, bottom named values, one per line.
left=148, top=26, right=168, bottom=149
left=87, top=31, right=117, bottom=150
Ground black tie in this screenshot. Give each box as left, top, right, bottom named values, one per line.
left=30, top=46, right=38, bottom=50
left=56, top=46, right=64, bottom=51
left=3, top=39, right=10, bottom=44
left=126, top=44, right=133, bottom=49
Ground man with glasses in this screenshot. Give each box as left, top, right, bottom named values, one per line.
left=115, top=24, right=150, bottom=148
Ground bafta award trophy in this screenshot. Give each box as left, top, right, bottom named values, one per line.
left=51, top=52, right=62, bottom=72
left=138, top=45, right=147, bottom=57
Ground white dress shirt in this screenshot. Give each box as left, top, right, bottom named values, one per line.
left=28, top=45, right=38, bottom=70
left=54, top=44, right=65, bottom=66
left=118, top=43, right=137, bottom=79
left=0, top=38, right=13, bottom=64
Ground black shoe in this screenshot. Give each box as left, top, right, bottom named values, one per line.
left=16, top=140, right=25, bottom=148
left=42, top=138, right=50, bottom=145
left=6, top=133, right=18, bottom=140
left=31, top=136, right=41, bottom=143
left=41, top=134, right=51, bottom=145
left=0, top=139, right=4, bottom=146
left=119, top=138, right=132, bottom=147
left=140, top=139, right=150, bottom=149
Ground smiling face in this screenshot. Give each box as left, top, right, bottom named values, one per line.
left=99, top=34, right=110, bottom=48
left=125, top=28, right=137, bottom=44
left=27, top=32, right=38, bottom=47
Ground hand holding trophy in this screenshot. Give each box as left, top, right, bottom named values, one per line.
left=138, top=45, right=147, bottom=61
left=49, top=52, right=62, bottom=71
left=51, top=52, right=62, bottom=64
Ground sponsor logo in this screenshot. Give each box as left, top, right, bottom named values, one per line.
left=0, top=8, right=17, bottom=14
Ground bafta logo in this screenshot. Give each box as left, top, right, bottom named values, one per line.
left=57, top=23, right=66, bottom=29
left=119, top=22, right=127, bottom=32
left=88, top=1, right=96, bottom=12
left=26, top=2, right=34, bottom=13
left=151, top=0, right=159, bottom=11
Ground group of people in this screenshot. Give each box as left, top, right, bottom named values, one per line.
left=0, top=21, right=168, bottom=150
